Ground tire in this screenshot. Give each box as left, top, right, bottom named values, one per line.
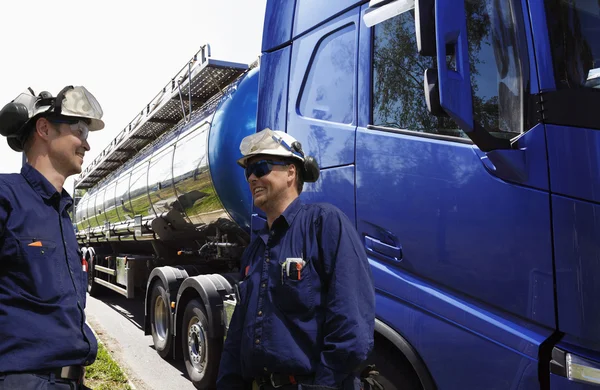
left=87, top=254, right=102, bottom=297
left=150, top=282, right=174, bottom=359
left=182, top=298, right=222, bottom=389
left=365, top=340, right=423, bottom=390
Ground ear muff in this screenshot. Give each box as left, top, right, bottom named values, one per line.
left=7, top=137, right=25, bottom=152
left=303, top=155, right=320, bottom=182
left=0, top=102, right=32, bottom=152
left=0, top=102, right=30, bottom=138
left=0, top=89, right=60, bottom=153
left=289, top=140, right=320, bottom=182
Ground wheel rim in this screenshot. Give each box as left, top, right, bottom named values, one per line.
left=154, top=294, right=169, bottom=341
left=187, top=316, right=207, bottom=372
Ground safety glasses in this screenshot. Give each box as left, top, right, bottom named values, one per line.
left=50, top=118, right=90, bottom=141
left=245, top=160, right=288, bottom=181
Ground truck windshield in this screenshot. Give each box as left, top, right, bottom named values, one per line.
left=545, top=0, right=600, bottom=89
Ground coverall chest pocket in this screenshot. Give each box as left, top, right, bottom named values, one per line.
left=16, top=238, right=63, bottom=302
left=275, top=258, right=314, bottom=314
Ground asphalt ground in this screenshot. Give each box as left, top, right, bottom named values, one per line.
left=85, top=291, right=197, bottom=390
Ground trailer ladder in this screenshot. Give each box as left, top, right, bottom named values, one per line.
left=74, top=44, right=249, bottom=190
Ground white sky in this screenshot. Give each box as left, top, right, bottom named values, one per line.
left=0, top=0, right=267, bottom=193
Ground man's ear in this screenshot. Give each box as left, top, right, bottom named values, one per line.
left=287, top=162, right=296, bottom=182
left=35, top=117, right=52, bottom=141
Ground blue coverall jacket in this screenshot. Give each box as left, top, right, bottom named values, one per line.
left=0, top=164, right=97, bottom=373
left=218, top=198, right=375, bottom=389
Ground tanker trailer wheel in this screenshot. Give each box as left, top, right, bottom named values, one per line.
left=150, top=282, right=174, bottom=359
left=182, top=298, right=221, bottom=389
left=365, top=338, right=423, bottom=390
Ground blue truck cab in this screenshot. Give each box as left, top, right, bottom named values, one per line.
left=257, top=0, right=600, bottom=388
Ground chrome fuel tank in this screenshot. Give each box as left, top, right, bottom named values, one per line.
left=76, top=67, right=259, bottom=242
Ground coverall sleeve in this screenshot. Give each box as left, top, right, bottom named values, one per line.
left=314, top=208, right=376, bottom=387
left=217, top=267, right=251, bottom=390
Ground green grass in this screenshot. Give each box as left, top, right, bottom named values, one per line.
left=85, top=342, right=132, bottom=390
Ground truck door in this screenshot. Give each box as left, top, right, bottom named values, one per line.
left=287, top=7, right=361, bottom=221
left=356, top=0, right=555, bottom=388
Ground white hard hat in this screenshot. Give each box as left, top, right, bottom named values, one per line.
left=11, top=86, right=105, bottom=131
left=237, top=128, right=304, bottom=168
left=0, top=86, right=105, bottom=152
left=56, top=86, right=105, bottom=130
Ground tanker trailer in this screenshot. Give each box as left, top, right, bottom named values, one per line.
left=73, top=45, right=259, bottom=388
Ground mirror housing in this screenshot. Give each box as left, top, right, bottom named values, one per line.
left=415, top=0, right=436, bottom=56
left=423, top=69, right=448, bottom=117
left=417, top=0, right=512, bottom=152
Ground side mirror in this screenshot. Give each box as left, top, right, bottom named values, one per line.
left=415, top=0, right=455, bottom=57
left=424, top=0, right=510, bottom=151
left=423, top=69, right=448, bottom=117
left=415, top=0, right=436, bottom=56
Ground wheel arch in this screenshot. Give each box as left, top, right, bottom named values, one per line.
left=144, top=266, right=191, bottom=336
left=174, top=274, right=235, bottom=343
left=375, top=318, right=437, bottom=390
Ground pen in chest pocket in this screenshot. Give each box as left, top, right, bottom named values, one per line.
left=283, top=258, right=306, bottom=282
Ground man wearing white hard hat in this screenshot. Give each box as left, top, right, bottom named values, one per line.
left=218, top=128, right=376, bottom=389
left=0, top=86, right=104, bottom=389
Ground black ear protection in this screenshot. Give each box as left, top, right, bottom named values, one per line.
left=0, top=86, right=73, bottom=152
left=290, top=141, right=320, bottom=183
left=0, top=102, right=30, bottom=139
left=0, top=100, right=35, bottom=152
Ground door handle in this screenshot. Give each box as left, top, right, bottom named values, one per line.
left=365, top=236, right=402, bottom=262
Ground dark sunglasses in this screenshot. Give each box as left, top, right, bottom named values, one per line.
left=245, top=160, right=288, bottom=181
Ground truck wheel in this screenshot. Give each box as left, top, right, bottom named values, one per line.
left=182, top=298, right=221, bottom=389
left=366, top=340, right=423, bottom=390
left=87, top=255, right=102, bottom=297
left=150, top=282, right=173, bottom=359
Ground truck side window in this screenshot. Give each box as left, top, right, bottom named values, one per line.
left=372, top=0, right=526, bottom=139
left=300, top=24, right=356, bottom=124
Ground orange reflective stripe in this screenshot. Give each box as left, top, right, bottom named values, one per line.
left=28, top=241, right=43, bottom=247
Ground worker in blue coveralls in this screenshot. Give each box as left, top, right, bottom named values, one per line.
left=0, top=86, right=105, bottom=390
left=217, top=128, right=376, bottom=390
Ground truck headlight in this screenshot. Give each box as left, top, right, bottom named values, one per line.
left=567, top=353, right=600, bottom=385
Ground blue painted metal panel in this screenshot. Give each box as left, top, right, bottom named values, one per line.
left=262, top=0, right=296, bottom=52
left=256, top=47, right=290, bottom=132
left=375, top=290, right=547, bottom=389
left=474, top=123, right=549, bottom=191
left=356, top=128, right=555, bottom=328
left=293, top=0, right=365, bottom=38
left=301, top=165, right=355, bottom=225
left=526, top=0, right=556, bottom=91
left=547, top=125, right=600, bottom=203
left=553, top=195, right=600, bottom=350
left=288, top=8, right=359, bottom=168
left=209, top=68, right=259, bottom=234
